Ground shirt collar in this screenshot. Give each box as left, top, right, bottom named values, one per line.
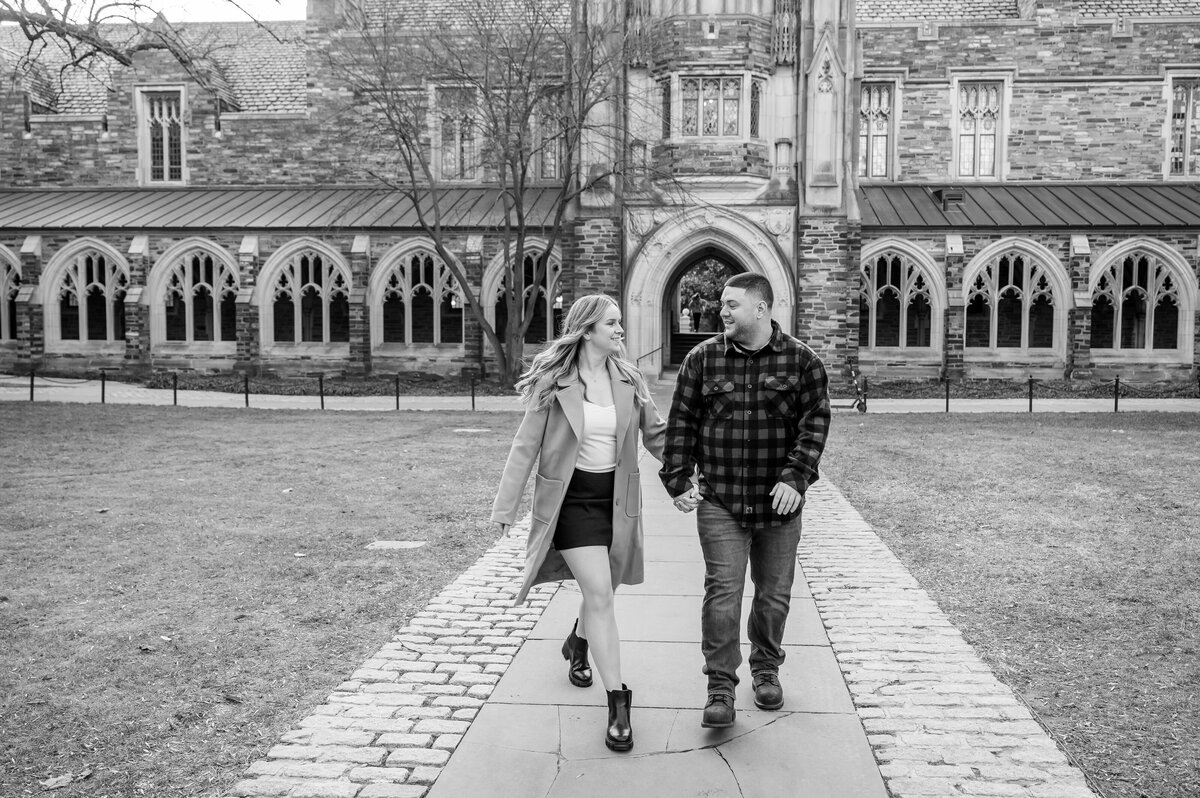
left=722, top=320, right=784, bottom=356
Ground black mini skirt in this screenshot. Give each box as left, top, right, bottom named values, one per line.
left=553, top=469, right=615, bottom=550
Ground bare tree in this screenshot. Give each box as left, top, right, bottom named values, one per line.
left=0, top=1, right=282, bottom=87
left=329, top=0, right=663, bottom=385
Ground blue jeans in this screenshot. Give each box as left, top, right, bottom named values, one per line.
left=697, top=500, right=802, bottom=696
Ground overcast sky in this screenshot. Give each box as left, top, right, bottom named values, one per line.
left=155, top=0, right=308, bottom=22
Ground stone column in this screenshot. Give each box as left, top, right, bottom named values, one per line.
left=14, top=235, right=44, bottom=374
left=943, top=235, right=965, bottom=379
left=235, top=236, right=261, bottom=375
left=1067, top=235, right=1093, bottom=379
left=123, top=235, right=151, bottom=373
left=347, top=234, right=371, bottom=376
left=796, top=217, right=861, bottom=377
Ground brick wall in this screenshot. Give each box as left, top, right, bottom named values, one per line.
left=861, top=17, right=1200, bottom=182
left=796, top=217, right=861, bottom=377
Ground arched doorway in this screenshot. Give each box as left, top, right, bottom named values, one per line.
left=665, top=249, right=743, bottom=366
left=625, top=206, right=795, bottom=377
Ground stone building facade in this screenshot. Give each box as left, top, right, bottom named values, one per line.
left=2, top=0, right=1198, bottom=382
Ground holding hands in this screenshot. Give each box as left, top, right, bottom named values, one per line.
left=672, top=485, right=700, bottom=513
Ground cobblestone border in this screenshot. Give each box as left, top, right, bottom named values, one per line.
left=228, top=518, right=552, bottom=798
left=800, top=481, right=1098, bottom=798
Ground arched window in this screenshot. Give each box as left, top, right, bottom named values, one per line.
left=56, top=250, right=127, bottom=342
left=1, top=258, right=19, bottom=341
left=859, top=251, right=932, bottom=348
left=1090, top=251, right=1180, bottom=350
left=494, top=250, right=562, bottom=345
left=270, top=249, right=349, bottom=344
left=965, top=251, right=1055, bottom=349
left=163, top=249, right=238, bottom=343
left=379, top=249, right=464, bottom=344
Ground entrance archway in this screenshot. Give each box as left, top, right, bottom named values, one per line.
left=666, top=250, right=742, bottom=366
left=625, top=207, right=795, bottom=376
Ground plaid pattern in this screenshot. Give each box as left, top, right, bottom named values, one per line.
left=659, top=322, right=831, bottom=527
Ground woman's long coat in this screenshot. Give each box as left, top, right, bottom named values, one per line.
left=492, top=361, right=667, bottom=605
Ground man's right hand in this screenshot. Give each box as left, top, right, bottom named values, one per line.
left=672, top=485, right=700, bottom=513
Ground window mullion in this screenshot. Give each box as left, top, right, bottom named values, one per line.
left=185, top=277, right=195, bottom=343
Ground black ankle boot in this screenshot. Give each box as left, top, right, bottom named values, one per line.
left=605, top=684, right=633, bottom=752
left=561, top=620, right=592, bottom=687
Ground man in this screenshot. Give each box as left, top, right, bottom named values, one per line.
left=659, top=272, right=830, bottom=728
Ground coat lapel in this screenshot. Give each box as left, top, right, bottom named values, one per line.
left=554, top=372, right=584, bottom=442
left=609, top=361, right=634, bottom=447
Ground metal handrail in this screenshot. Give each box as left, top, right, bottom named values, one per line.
left=635, top=345, right=665, bottom=365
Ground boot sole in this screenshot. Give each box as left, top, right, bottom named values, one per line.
left=753, top=696, right=784, bottom=710
left=700, top=716, right=735, bottom=729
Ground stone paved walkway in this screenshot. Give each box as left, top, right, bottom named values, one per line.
left=224, top=465, right=1096, bottom=798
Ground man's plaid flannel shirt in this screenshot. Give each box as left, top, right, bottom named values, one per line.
left=659, top=321, right=831, bottom=527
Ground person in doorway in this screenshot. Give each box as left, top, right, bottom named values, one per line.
left=660, top=272, right=830, bottom=728
left=492, top=294, right=667, bottom=751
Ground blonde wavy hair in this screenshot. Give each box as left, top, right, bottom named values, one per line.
left=514, top=294, right=651, bottom=411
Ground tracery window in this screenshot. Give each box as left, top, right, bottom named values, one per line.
left=660, top=79, right=671, bottom=139
left=859, top=83, right=893, bottom=179
left=141, top=89, right=184, bottom=184
left=858, top=252, right=932, bottom=348
left=957, top=81, right=1001, bottom=178
left=494, top=251, right=563, bottom=345
left=270, top=250, right=350, bottom=344
left=1, top=259, right=19, bottom=340
left=682, top=77, right=740, bottom=137
left=56, top=250, right=128, bottom=342
left=438, top=88, right=476, bottom=180
left=750, top=79, right=763, bottom=139
left=965, top=252, right=1055, bottom=349
left=1090, top=252, right=1180, bottom=350
left=163, top=250, right=238, bottom=343
left=1169, top=78, right=1200, bottom=177
left=380, top=250, right=464, bottom=345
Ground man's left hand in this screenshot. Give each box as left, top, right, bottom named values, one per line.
left=769, top=482, right=803, bottom=516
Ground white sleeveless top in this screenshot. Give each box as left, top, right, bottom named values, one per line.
left=576, top=400, right=618, bottom=472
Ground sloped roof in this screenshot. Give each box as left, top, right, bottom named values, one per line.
left=859, top=183, right=1200, bottom=228
left=857, top=0, right=1018, bottom=20
left=0, top=186, right=562, bottom=231
left=857, top=0, right=1200, bottom=19
left=354, top=0, right=570, bottom=31
left=0, top=20, right=306, bottom=115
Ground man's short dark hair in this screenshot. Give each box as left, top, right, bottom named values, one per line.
left=724, top=272, right=774, bottom=308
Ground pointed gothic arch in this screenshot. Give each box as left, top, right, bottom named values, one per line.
left=625, top=207, right=795, bottom=376
left=39, top=238, right=131, bottom=352
left=145, top=238, right=240, bottom=350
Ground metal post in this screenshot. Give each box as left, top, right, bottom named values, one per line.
left=29, top=369, right=34, bottom=402
left=395, top=374, right=400, bottom=411
left=944, top=378, right=950, bottom=413
left=1114, top=377, right=1120, bottom=413
left=1027, top=377, right=1033, bottom=413
left=173, top=372, right=178, bottom=407
left=101, top=370, right=106, bottom=404
left=862, top=377, right=868, bottom=413
left=319, top=375, right=325, bottom=410
left=244, top=374, right=249, bottom=408
left=471, top=377, right=477, bottom=411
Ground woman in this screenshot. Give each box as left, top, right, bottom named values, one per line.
left=492, top=294, right=666, bottom=752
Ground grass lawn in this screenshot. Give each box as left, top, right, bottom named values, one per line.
left=0, top=403, right=524, bottom=797
left=821, top=412, right=1200, bottom=798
